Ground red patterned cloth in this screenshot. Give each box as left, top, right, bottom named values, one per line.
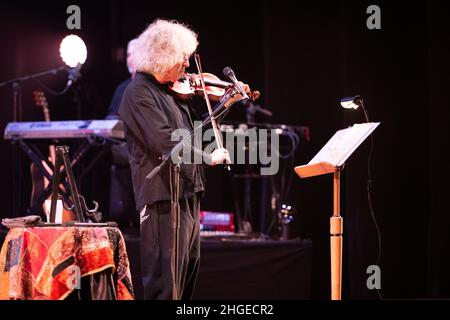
left=0, top=227, right=134, bottom=300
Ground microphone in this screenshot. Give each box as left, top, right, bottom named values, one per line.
left=222, top=67, right=249, bottom=100
left=66, top=63, right=83, bottom=87
left=255, top=105, right=272, bottom=117
left=242, top=100, right=273, bottom=117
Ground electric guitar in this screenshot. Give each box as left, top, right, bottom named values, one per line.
left=30, top=90, right=75, bottom=222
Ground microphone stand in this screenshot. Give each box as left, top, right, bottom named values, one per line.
left=145, top=90, right=240, bottom=299
left=243, top=101, right=274, bottom=234
left=0, top=65, right=76, bottom=112
left=0, top=66, right=69, bottom=216
left=0, top=65, right=69, bottom=102
left=170, top=156, right=181, bottom=300
left=243, top=103, right=257, bottom=233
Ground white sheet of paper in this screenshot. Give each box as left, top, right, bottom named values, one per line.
left=309, top=122, right=380, bottom=167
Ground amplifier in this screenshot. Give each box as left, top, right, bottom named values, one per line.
left=200, top=211, right=234, bottom=233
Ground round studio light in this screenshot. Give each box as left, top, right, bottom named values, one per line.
left=59, top=34, right=87, bottom=68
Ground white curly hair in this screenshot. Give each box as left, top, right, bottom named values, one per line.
left=132, top=19, right=198, bottom=76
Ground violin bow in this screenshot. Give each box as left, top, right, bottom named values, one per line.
left=194, top=53, right=231, bottom=171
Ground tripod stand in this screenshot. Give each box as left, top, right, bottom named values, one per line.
left=48, top=145, right=103, bottom=225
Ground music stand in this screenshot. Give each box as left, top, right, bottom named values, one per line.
left=294, top=122, right=380, bottom=300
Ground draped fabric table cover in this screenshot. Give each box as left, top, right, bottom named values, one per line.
left=0, top=226, right=134, bottom=300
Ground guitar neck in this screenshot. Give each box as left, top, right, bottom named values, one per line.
left=49, top=144, right=56, bottom=165
left=42, top=103, right=56, bottom=163
left=43, top=106, right=50, bottom=123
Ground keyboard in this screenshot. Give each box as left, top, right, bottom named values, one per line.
left=4, top=120, right=125, bottom=140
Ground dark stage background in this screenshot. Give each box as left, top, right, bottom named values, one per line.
left=0, top=1, right=449, bottom=299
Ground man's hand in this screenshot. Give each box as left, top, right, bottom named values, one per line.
left=210, top=148, right=231, bottom=166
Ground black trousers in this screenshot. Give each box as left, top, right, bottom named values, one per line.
left=140, top=195, right=200, bottom=300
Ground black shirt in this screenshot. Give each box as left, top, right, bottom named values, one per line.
left=118, top=72, right=205, bottom=211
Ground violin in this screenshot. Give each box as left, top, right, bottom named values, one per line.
left=172, top=54, right=260, bottom=172
left=170, top=72, right=260, bottom=102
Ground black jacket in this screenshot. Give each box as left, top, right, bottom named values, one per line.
left=118, top=72, right=205, bottom=211
left=106, top=77, right=132, bottom=119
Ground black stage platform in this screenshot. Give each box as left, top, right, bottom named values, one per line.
left=122, top=229, right=313, bottom=300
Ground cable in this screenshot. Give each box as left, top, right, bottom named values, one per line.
left=264, top=128, right=300, bottom=235
left=33, top=78, right=71, bottom=96
left=360, top=101, right=383, bottom=300
left=279, top=130, right=300, bottom=201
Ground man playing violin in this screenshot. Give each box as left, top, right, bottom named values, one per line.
left=118, top=19, right=231, bottom=300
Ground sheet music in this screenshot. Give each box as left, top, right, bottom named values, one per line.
left=309, top=122, right=380, bottom=167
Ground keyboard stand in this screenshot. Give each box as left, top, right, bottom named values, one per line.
left=11, top=136, right=110, bottom=216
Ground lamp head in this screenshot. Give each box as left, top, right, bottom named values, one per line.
left=340, top=95, right=363, bottom=110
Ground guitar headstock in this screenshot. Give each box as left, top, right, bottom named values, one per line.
left=32, top=90, right=51, bottom=122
